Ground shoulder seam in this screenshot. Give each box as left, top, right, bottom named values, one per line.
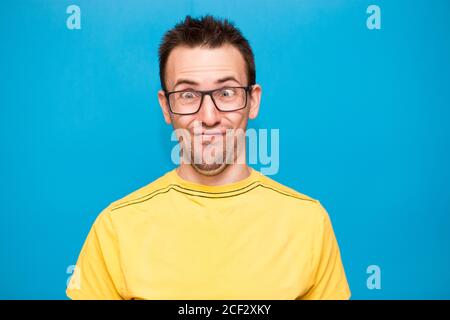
left=257, top=174, right=317, bottom=203
left=257, top=183, right=318, bottom=203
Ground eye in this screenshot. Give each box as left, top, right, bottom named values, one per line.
left=218, top=88, right=236, bottom=97
left=179, top=91, right=198, bottom=99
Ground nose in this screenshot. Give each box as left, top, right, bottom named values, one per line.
left=197, top=94, right=221, bottom=127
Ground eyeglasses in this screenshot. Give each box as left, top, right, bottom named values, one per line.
left=164, top=86, right=253, bottom=115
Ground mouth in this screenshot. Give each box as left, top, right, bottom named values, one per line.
left=193, top=129, right=227, bottom=136
left=190, top=130, right=227, bottom=145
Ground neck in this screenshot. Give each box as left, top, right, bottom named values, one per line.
left=176, top=164, right=252, bottom=187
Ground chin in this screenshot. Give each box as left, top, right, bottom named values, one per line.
left=192, top=162, right=228, bottom=176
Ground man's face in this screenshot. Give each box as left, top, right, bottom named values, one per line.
left=158, top=44, right=261, bottom=176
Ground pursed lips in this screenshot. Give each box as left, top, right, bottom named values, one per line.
left=191, top=129, right=228, bottom=143
left=193, top=129, right=228, bottom=136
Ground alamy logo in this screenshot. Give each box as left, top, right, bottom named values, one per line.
left=66, top=5, right=81, bottom=30
left=66, top=264, right=82, bottom=290
left=170, top=121, right=279, bottom=175
left=366, top=264, right=381, bottom=290
left=366, top=5, right=381, bottom=30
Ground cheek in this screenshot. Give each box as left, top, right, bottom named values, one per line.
left=225, top=111, right=248, bottom=129
left=172, top=115, right=194, bottom=130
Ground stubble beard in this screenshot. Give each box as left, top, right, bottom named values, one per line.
left=190, top=136, right=234, bottom=176
left=177, top=124, right=246, bottom=177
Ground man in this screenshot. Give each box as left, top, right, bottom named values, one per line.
left=66, top=15, right=351, bottom=300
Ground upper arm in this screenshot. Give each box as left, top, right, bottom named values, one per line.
left=299, top=203, right=351, bottom=300
left=66, top=209, right=125, bottom=300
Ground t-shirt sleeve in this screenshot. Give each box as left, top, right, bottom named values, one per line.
left=66, top=208, right=125, bottom=300
left=299, top=202, right=351, bottom=300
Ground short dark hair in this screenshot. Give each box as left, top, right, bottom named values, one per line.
left=158, top=15, right=256, bottom=91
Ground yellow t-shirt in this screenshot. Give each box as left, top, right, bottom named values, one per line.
left=66, top=167, right=351, bottom=300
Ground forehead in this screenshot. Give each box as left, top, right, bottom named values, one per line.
left=165, top=44, right=247, bottom=89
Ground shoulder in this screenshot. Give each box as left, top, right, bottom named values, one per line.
left=105, top=170, right=174, bottom=213
left=255, top=172, right=330, bottom=221
left=256, top=172, right=319, bottom=204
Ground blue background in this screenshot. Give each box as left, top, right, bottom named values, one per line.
left=1, top=0, right=449, bottom=299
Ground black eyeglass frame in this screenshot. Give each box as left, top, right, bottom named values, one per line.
left=163, top=85, right=254, bottom=115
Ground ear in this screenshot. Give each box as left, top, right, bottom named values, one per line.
left=157, top=90, right=172, bottom=124
left=248, top=84, right=261, bottom=120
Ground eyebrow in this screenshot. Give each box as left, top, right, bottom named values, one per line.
left=216, top=76, right=241, bottom=85
left=173, top=76, right=241, bottom=90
